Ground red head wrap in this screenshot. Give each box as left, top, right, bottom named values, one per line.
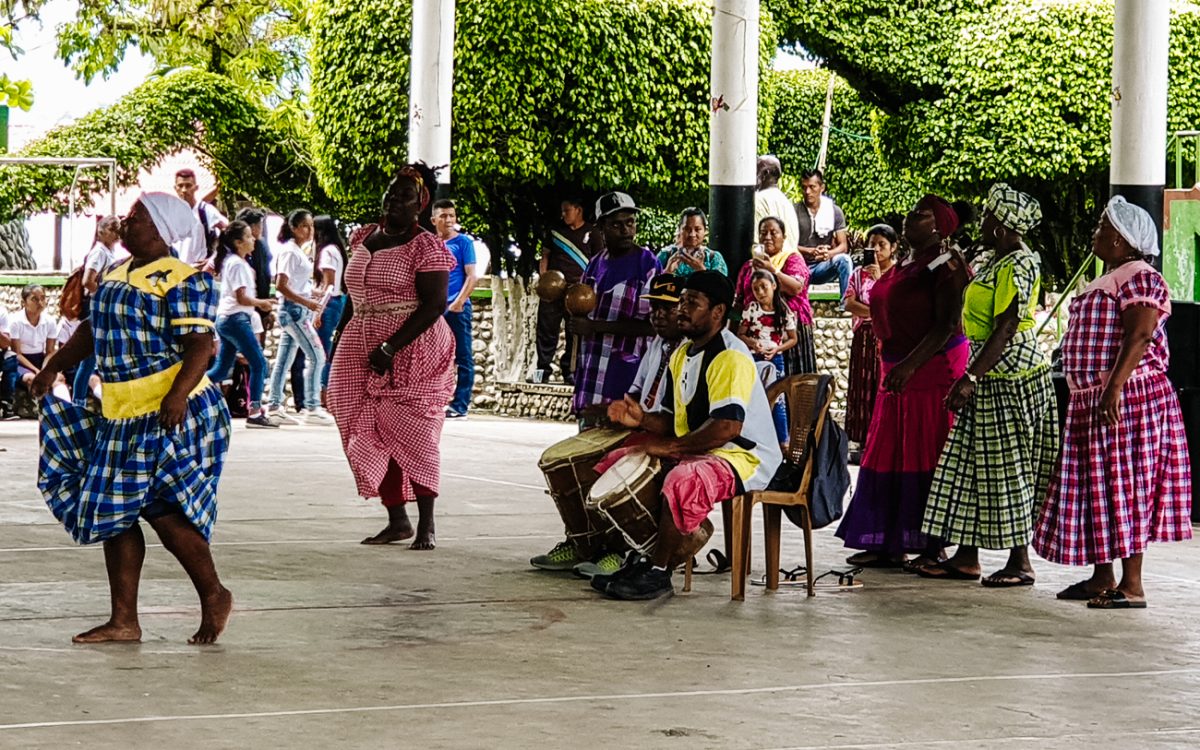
left=398, top=165, right=431, bottom=212
left=915, top=194, right=959, bottom=237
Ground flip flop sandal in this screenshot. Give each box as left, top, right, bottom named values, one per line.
left=813, top=567, right=865, bottom=591
left=981, top=571, right=1036, bottom=588
left=751, top=564, right=808, bottom=587
left=845, top=553, right=904, bottom=569
left=916, top=561, right=980, bottom=581
left=1056, top=580, right=1099, bottom=601
left=1087, top=589, right=1148, bottom=609
left=902, top=556, right=946, bottom=574
left=691, top=548, right=732, bottom=576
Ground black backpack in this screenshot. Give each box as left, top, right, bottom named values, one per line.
left=196, top=201, right=221, bottom=259
left=765, top=374, right=850, bottom=530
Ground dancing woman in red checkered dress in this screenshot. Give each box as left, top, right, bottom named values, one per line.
left=1033, top=197, right=1192, bottom=609
left=328, top=164, right=456, bottom=549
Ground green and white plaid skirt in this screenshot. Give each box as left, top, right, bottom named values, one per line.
left=923, top=334, right=1060, bottom=549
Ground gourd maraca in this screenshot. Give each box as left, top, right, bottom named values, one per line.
left=564, top=283, right=597, bottom=317
left=535, top=270, right=567, bottom=302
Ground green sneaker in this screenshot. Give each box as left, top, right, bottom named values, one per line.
left=530, top=541, right=581, bottom=571
left=573, top=552, right=625, bottom=580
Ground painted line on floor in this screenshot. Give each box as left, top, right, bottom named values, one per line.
left=2, top=667, right=1199, bottom=731
left=0, top=533, right=560, bottom=554
left=443, top=472, right=545, bottom=491
left=763, top=726, right=1200, bottom=749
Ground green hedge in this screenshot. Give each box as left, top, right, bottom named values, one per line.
left=0, top=70, right=329, bottom=220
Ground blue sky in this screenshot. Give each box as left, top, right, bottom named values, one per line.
left=7, top=0, right=154, bottom=150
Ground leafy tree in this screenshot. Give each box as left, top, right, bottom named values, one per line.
left=767, top=0, right=1200, bottom=280
left=0, top=69, right=328, bottom=219
left=56, top=0, right=308, bottom=103
left=311, top=0, right=776, bottom=276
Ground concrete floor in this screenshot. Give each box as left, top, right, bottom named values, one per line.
left=2, top=414, right=1200, bottom=749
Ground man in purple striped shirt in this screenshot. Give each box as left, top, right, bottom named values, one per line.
left=570, top=192, right=660, bottom=426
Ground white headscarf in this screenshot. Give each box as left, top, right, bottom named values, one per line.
left=1104, top=195, right=1160, bottom=258
left=137, top=192, right=208, bottom=262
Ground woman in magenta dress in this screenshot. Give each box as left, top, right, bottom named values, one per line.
left=835, top=195, right=971, bottom=569
left=328, top=163, right=456, bottom=549
left=1034, top=197, right=1192, bottom=608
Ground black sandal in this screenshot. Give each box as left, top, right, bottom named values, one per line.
left=1087, top=589, right=1147, bottom=609
left=690, top=548, right=732, bottom=576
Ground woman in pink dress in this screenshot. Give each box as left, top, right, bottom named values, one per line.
left=1034, top=197, right=1192, bottom=608
left=328, top=163, right=456, bottom=549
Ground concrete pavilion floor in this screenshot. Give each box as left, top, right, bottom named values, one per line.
left=2, top=414, right=1200, bottom=749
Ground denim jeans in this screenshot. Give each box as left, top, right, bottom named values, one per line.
left=208, top=312, right=269, bottom=410
left=809, top=253, right=853, bottom=299
left=71, top=355, right=96, bottom=408
left=268, top=301, right=325, bottom=411
left=759, top=352, right=789, bottom=446
left=316, top=294, right=346, bottom=389
left=444, top=301, right=475, bottom=415
left=0, top=355, right=17, bottom=406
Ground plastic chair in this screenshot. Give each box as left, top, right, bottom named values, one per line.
left=730, top=374, right=835, bottom=600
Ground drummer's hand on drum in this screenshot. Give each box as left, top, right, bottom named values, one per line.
left=607, top=395, right=644, bottom=429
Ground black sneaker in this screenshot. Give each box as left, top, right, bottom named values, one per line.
left=607, top=566, right=674, bottom=600
left=591, top=552, right=649, bottom=594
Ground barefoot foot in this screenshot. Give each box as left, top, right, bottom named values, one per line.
left=189, top=587, right=233, bottom=645
left=409, top=518, right=436, bottom=550
left=73, top=621, right=141, bottom=644
left=361, top=521, right=414, bottom=545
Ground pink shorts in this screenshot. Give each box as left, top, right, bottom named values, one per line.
left=594, top=447, right=739, bottom=535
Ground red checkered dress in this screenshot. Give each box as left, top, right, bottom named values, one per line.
left=327, top=227, right=456, bottom=503
left=1033, top=262, right=1192, bottom=566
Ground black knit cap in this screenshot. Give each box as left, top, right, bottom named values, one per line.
left=681, top=270, right=734, bottom=310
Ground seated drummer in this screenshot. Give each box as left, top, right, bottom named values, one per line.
left=530, top=273, right=685, bottom=576
left=598, top=270, right=783, bottom=600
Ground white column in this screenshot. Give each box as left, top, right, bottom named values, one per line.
left=1110, top=0, right=1169, bottom=239
left=708, top=0, right=760, bottom=273
left=408, top=0, right=456, bottom=188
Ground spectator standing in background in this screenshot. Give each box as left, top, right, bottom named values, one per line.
left=534, top=198, right=604, bottom=384
left=433, top=199, right=477, bottom=419
left=173, top=169, right=227, bottom=266
left=754, top=156, right=801, bottom=257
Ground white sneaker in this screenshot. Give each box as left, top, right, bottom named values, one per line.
left=267, top=406, right=299, bottom=425
left=303, top=408, right=335, bottom=426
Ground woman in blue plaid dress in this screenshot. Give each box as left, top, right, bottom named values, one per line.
left=918, top=185, right=1059, bottom=586
left=32, top=193, right=233, bottom=645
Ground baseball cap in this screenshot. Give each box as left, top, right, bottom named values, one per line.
left=642, top=273, right=681, bottom=303
left=681, top=270, right=734, bottom=310
left=595, top=191, right=640, bottom=220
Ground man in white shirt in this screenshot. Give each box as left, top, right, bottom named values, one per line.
left=174, top=169, right=227, bottom=265
left=754, top=155, right=801, bottom=256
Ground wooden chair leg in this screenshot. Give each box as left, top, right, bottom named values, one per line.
left=741, top=497, right=754, bottom=576
left=683, top=557, right=693, bottom=593
left=721, top=502, right=733, bottom=562
left=764, top=504, right=782, bottom=592
left=803, top=509, right=815, bottom=598
left=730, top=496, right=747, bottom=601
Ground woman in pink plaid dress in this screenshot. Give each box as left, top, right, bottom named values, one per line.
left=328, top=163, right=456, bottom=550
left=1033, top=197, right=1192, bottom=609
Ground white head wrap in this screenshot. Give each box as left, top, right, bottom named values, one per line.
left=1104, top=196, right=1160, bottom=258
left=137, top=192, right=208, bottom=262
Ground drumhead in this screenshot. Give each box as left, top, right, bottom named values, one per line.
left=538, top=427, right=630, bottom=469
left=589, top=451, right=655, bottom=501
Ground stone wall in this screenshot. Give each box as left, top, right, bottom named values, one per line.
left=0, top=278, right=1065, bottom=426
left=0, top=221, right=36, bottom=271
